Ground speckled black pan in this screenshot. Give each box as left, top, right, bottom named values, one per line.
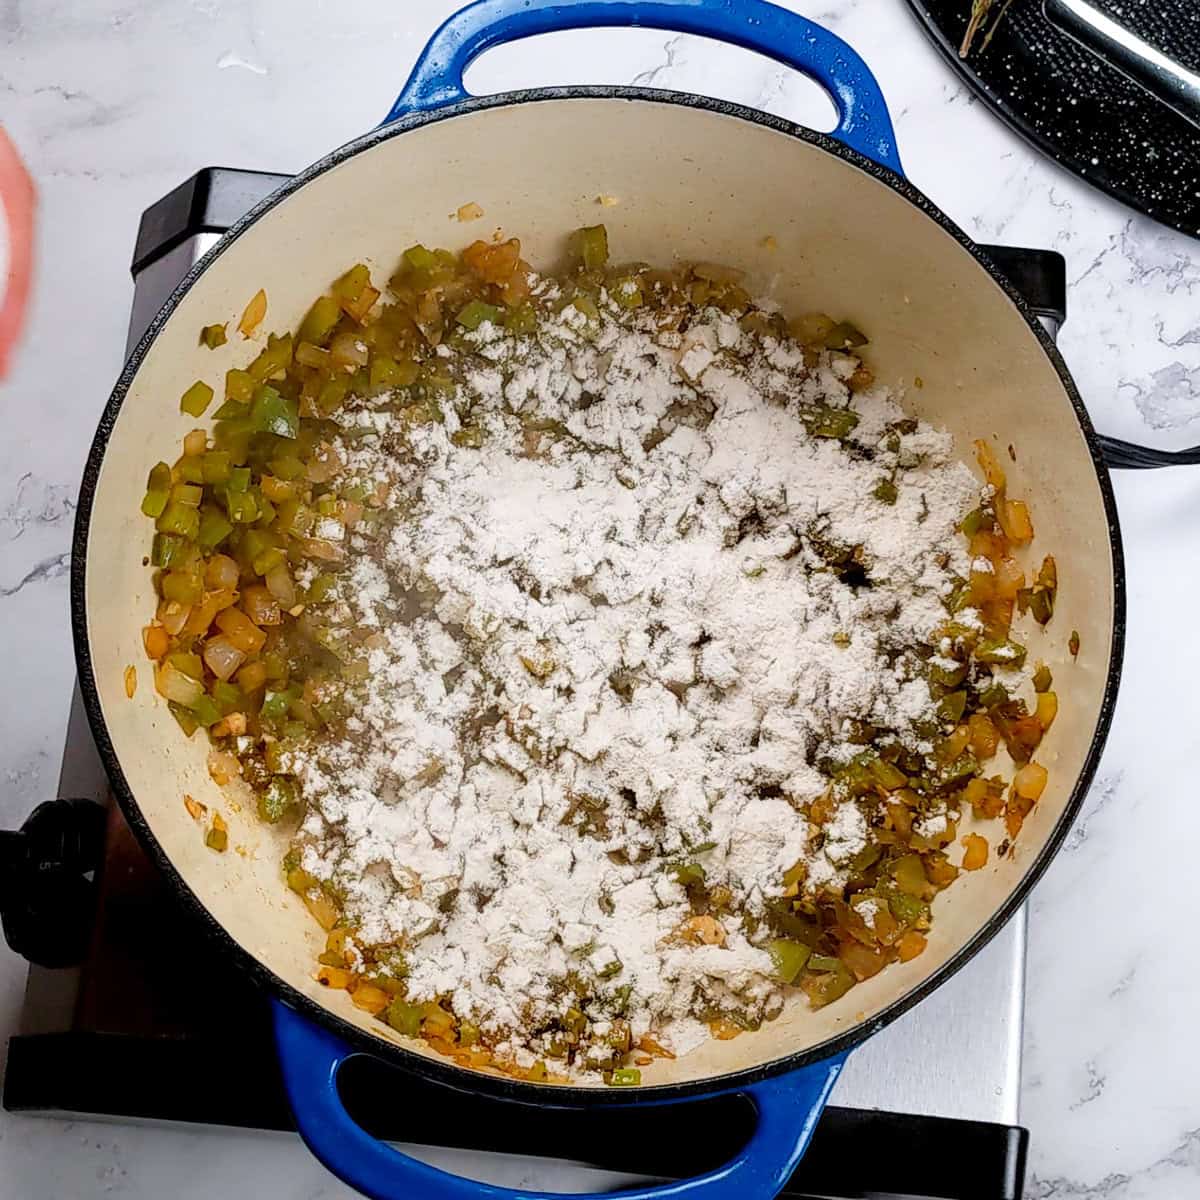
left=907, top=0, right=1200, bottom=240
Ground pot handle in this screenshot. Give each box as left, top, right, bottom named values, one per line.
left=273, top=999, right=846, bottom=1200
left=383, top=0, right=902, bottom=172
left=1096, top=435, right=1200, bottom=470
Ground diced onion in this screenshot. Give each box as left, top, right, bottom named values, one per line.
left=216, top=605, right=269, bottom=652
left=329, top=331, right=369, bottom=369
left=973, top=439, right=1007, bottom=492
left=203, top=634, right=246, bottom=681
left=155, top=662, right=204, bottom=706
left=142, top=624, right=170, bottom=660
left=305, top=444, right=342, bottom=483
left=961, top=834, right=989, bottom=871
left=298, top=537, right=345, bottom=563
left=205, top=554, right=240, bottom=591
left=350, top=984, right=390, bottom=1015
left=238, top=288, right=267, bottom=337
left=295, top=341, right=331, bottom=369
left=316, top=965, right=352, bottom=989
left=260, top=475, right=296, bottom=503
left=207, top=750, right=241, bottom=786
left=264, top=563, right=297, bottom=607
left=235, top=660, right=268, bottom=691
left=241, top=585, right=283, bottom=627
left=1013, top=762, right=1048, bottom=800
left=998, top=498, right=1034, bottom=544
left=993, top=556, right=1025, bottom=601
left=157, top=600, right=191, bottom=636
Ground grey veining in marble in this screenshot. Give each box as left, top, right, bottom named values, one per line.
left=2, top=2, right=1198, bottom=1197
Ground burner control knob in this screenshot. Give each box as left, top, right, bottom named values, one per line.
left=0, top=798, right=108, bottom=968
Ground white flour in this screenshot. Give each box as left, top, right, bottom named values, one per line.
left=290, top=285, right=977, bottom=1062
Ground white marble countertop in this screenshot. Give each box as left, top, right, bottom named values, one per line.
left=2, top=1, right=1199, bottom=1196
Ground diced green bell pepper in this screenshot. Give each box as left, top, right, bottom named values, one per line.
left=402, top=245, right=437, bottom=273
left=156, top=501, right=200, bottom=540
left=975, top=638, right=1027, bottom=669
left=197, top=508, right=233, bottom=550
left=248, top=333, right=293, bottom=382
left=151, top=532, right=187, bottom=568
left=177, top=456, right=205, bottom=484
left=938, top=690, right=968, bottom=724
left=451, top=425, right=484, bottom=449
left=270, top=453, right=305, bottom=481
left=384, top=998, right=422, bottom=1037
left=141, top=461, right=173, bottom=518
left=873, top=478, right=898, bottom=505
left=211, top=680, right=245, bottom=715
left=608, top=1068, right=640, bottom=1087
left=369, top=355, right=419, bottom=389
left=670, top=862, right=705, bottom=888
left=189, top=693, right=222, bottom=727
left=807, top=954, right=843, bottom=974
left=317, top=377, right=350, bottom=417
left=802, top=406, right=860, bottom=439
left=167, top=649, right=203, bottom=678
left=170, top=482, right=203, bottom=507
left=571, top=224, right=609, bottom=270
left=200, top=323, right=227, bottom=349
left=248, top=385, right=300, bottom=439
left=225, top=368, right=255, bottom=404
left=261, top=685, right=300, bottom=723
left=826, top=321, right=868, bottom=350
left=180, top=380, right=214, bottom=417
left=610, top=277, right=643, bottom=309
left=333, top=263, right=370, bottom=301
left=960, top=507, right=989, bottom=537
left=224, top=489, right=259, bottom=524
left=168, top=701, right=200, bottom=737
left=298, top=294, right=342, bottom=346
left=252, top=546, right=286, bottom=576
left=504, top=301, right=539, bottom=333
left=767, top=939, right=812, bottom=984
left=929, top=659, right=968, bottom=688
left=201, top=450, right=233, bottom=485
left=456, top=299, right=502, bottom=331
left=161, top=570, right=202, bottom=605
left=306, top=573, right=336, bottom=604
left=141, top=489, right=169, bottom=519
left=804, top=961, right=854, bottom=1007
left=258, top=777, right=300, bottom=823
left=212, top=398, right=245, bottom=420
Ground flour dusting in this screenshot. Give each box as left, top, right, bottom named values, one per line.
left=287, top=284, right=978, bottom=1067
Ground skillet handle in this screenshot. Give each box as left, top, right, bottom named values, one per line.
left=273, top=999, right=847, bottom=1200
left=1095, top=436, right=1200, bottom=470
left=383, top=0, right=902, bottom=173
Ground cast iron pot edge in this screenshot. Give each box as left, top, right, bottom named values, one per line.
left=69, top=84, right=1126, bottom=1110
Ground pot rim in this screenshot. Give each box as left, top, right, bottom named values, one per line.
left=70, top=84, right=1125, bottom=1108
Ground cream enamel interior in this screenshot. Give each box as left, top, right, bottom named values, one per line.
left=83, top=97, right=1114, bottom=1089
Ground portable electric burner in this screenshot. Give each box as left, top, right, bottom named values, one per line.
left=2, top=169, right=1070, bottom=1200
